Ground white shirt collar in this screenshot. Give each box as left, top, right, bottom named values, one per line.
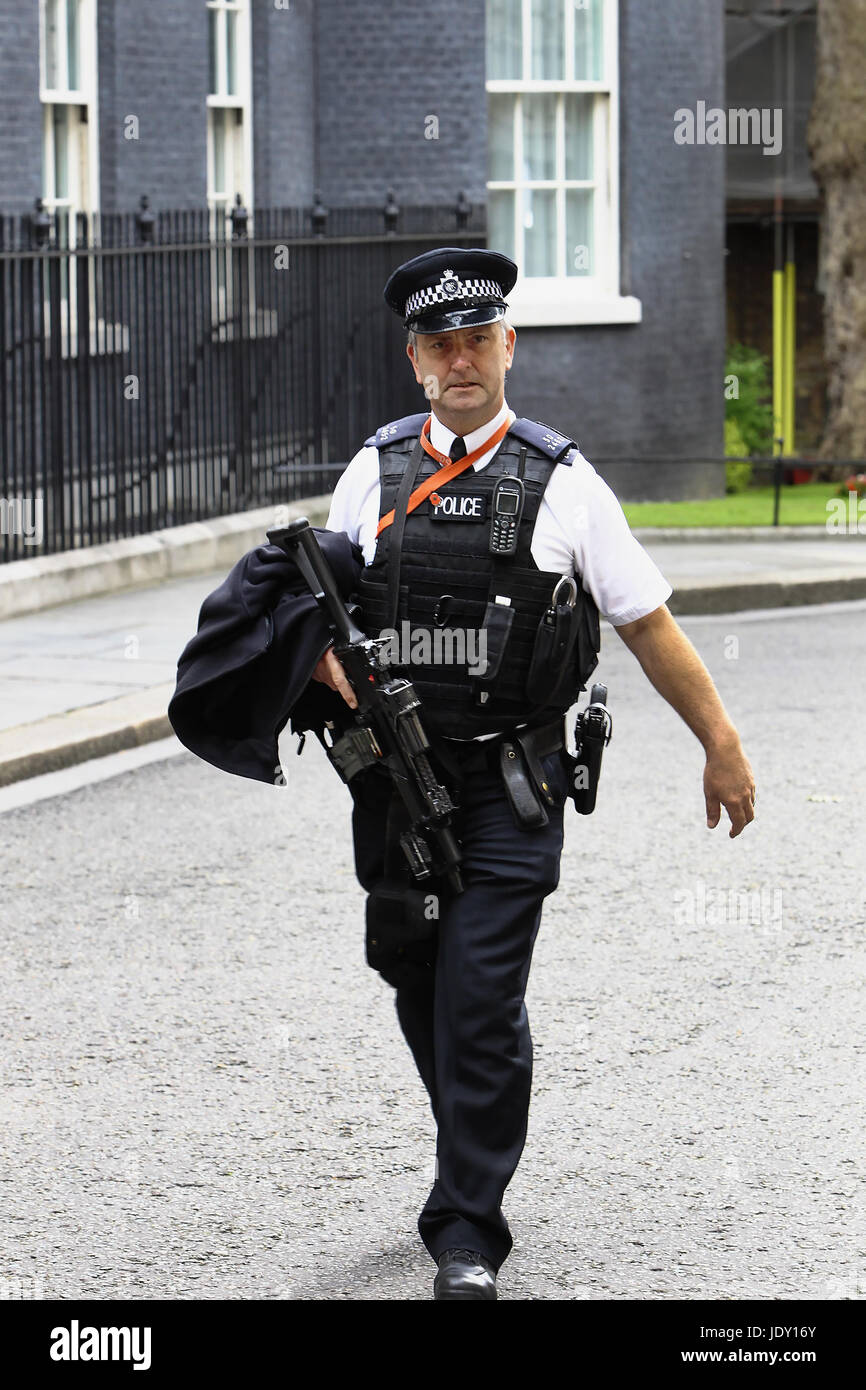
left=429, top=398, right=513, bottom=459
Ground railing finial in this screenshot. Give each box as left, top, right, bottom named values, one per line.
left=384, top=188, right=400, bottom=235
left=136, top=194, right=156, bottom=245
left=230, top=192, right=249, bottom=240
left=31, top=196, right=53, bottom=249
left=312, top=190, right=328, bottom=236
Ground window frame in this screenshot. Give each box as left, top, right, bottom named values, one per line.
left=39, top=0, right=101, bottom=239
left=39, top=0, right=122, bottom=357
left=205, top=0, right=258, bottom=339
left=486, top=0, right=641, bottom=326
left=205, top=0, right=254, bottom=226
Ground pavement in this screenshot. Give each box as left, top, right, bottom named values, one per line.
left=1, top=602, right=863, bottom=1299
left=1, top=526, right=866, bottom=788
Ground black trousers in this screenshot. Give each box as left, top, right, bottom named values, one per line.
left=350, top=741, right=569, bottom=1272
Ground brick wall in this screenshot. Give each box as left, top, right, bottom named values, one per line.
left=314, top=0, right=488, bottom=208
left=251, top=0, right=315, bottom=206
left=0, top=4, right=42, bottom=214
left=99, top=0, right=208, bottom=212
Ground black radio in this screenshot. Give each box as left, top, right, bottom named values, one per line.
left=489, top=475, right=525, bottom=555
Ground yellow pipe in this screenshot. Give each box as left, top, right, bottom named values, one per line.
left=783, top=258, right=796, bottom=454
left=778, top=262, right=789, bottom=453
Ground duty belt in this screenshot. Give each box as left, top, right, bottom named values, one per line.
left=438, top=717, right=566, bottom=830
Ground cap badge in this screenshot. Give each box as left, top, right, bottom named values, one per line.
left=439, top=270, right=461, bottom=297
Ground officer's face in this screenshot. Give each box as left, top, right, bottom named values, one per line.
left=407, top=323, right=516, bottom=432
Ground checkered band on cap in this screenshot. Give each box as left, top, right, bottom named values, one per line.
left=404, top=269, right=504, bottom=319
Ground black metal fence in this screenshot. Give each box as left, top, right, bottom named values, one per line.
left=0, top=195, right=486, bottom=561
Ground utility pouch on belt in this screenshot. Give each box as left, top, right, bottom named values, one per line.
left=365, top=879, right=438, bottom=988
left=498, top=724, right=560, bottom=830
left=471, top=597, right=515, bottom=705
left=526, top=576, right=579, bottom=706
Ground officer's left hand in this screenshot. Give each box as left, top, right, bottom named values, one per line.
left=704, top=736, right=756, bottom=838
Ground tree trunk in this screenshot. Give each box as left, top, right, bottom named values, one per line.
left=808, top=0, right=866, bottom=460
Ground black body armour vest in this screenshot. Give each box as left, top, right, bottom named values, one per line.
left=351, top=412, right=600, bottom=740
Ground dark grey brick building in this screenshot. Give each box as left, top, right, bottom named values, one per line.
left=0, top=0, right=728, bottom=499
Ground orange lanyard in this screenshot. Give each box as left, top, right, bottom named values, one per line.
left=375, top=414, right=513, bottom=537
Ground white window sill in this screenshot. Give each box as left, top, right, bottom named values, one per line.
left=505, top=279, right=642, bottom=327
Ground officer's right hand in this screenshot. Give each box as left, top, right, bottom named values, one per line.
left=312, top=645, right=358, bottom=709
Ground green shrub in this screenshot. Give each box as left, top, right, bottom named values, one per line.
left=725, top=343, right=774, bottom=456
left=725, top=417, right=747, bottom=456
left=726, top=461, right=753, bottom=494
left=724, top=418, right=753, bottom=493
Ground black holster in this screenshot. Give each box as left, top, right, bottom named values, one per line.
left=365, top=879, right=439, bottom=989
left=362, top=773, right=448, bottom=988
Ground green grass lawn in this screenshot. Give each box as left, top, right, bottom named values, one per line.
left=622, top=481, right=839, bottom=528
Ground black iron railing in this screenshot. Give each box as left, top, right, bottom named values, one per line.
left=0, top=193, right=485, bottom=560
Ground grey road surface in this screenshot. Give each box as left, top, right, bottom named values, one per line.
left=1, top=603, right=864, bottom=1301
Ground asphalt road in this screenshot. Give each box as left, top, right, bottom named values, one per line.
left=1, top=602, right=864, bottom=1302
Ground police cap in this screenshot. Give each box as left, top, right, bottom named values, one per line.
left=384, top=247, right=518, bottom=335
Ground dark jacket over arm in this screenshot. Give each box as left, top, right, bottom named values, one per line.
left=167, top=528, right=363, bottom=784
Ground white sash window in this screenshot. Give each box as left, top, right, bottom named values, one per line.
left=39, top=0, right=111, bottom=354
left=486, top=0, right=641, bottom=324
left=206, top=0, right=254, bottom=231
left=206, top=0, right=262, bottom=339
left=40, top=0, right=99, bottom=247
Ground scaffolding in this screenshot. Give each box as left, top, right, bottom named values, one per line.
left=725, top=0, right=818, bottom=457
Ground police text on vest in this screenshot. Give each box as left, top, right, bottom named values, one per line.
left=430, top=494, right=487, bottom=521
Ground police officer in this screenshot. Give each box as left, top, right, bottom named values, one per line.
left=315, top=248, right=755, bottom=1300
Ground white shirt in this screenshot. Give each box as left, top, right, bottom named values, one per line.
left=325, top=397, right=672, bottom=626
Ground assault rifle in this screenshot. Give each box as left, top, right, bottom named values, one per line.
left=267, top=518, right=464, bottom=895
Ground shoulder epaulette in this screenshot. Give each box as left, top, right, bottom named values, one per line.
left=509, top=417, right=578, bottom=463
left=364, top=412, right=429, bottom=450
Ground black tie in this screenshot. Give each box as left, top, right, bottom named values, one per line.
left=449, top=436, right=467, bottom=462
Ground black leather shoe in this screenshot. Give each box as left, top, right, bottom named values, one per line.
left=433, top=1248, right=498, bottom=1300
